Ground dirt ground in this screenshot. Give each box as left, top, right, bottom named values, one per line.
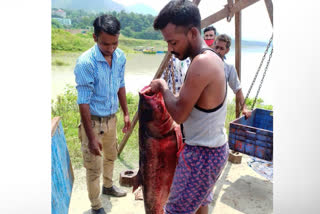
left=68, top=154, right=273, bottom=214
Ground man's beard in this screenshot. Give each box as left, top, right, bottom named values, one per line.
left=171, top=42, right=191, bottom=60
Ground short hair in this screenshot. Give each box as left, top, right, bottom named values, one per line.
left=204, top=26, right=216, bottom=35
left=93, top=14, right=120, bottom=37
left=215, top=34, right=232, bottom=49
left=153, top=0, right=201, bottom=32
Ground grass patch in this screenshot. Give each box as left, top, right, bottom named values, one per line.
left=52, top=59, right=70, bottom=66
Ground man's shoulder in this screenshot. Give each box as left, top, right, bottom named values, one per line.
left=197, top=51, right=224, bottom=73
left=114, top=48, right=126, bottom=62
left=115, top=47, right=124, bottom=55
left=187, top=52, right=224, bottom=84
left=77, top=46, right=95, bottom=65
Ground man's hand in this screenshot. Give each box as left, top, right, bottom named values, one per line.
left=242, top=107, right=252, bottom=119
left=150, top=79, right=166, bottom=93
left=122, top=114, right=131, bottom=133
left=88, top=137, right=102, bottom=156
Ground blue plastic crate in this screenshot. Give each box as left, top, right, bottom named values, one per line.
left=228, top=108, right=273, bottom=161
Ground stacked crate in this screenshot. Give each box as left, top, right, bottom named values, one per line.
left=228, top=108, right=273, bottom=161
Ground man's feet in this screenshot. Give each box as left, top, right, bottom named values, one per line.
left=102, top=185, right=127, bottom=197
left=92, top=207, right=106, bottom=214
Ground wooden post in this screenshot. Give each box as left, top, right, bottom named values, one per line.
left=235, top=0, right=242, bottom=118
left=264, top=0, right=273, bottom=26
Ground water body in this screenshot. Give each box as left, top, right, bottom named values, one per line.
left=52, top=46, right=274, bottom=105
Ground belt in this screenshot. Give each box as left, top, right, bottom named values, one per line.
left=91, top=114, right=115, bottom=123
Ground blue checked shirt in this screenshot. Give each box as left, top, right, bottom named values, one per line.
left=74, top=44, right=126, bottom=117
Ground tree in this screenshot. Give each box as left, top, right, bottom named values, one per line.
left=52, top=19, right=63, bottom=29
left=52, top=9, right=163, bottom=40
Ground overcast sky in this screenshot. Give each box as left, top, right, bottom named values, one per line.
left=113, top=0, right=273, bottom=42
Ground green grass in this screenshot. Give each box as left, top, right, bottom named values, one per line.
left=52, top=51, right=82, bottom=67
left=52, top=29, right=94, bottom=52
left=52, top=59, right=70, bottom=66
left=51, top=85, right=141, bottom=169
left=52, top=86, right=273, bottom=169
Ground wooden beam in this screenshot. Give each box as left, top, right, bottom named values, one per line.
left=235, top=0, right=242, bottom=118
left=227, top=0, right=234, bottom=21
left=264, top=0, right=273, bottom=26
left=228, top=0, right=234, bottom=7
left=153, top=53, right=173, bottom=79
left=118, top=0, right=202, bottom=156
left=117, top=112, right=139, bottom=155
left=201, top=0, right=260, bottom=28
left=118, top=53, right=172, bottom=155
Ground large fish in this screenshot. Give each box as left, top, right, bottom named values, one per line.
left=134, top=86, right=182, bottom=214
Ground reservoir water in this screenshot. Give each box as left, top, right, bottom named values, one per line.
left=52, top=46, right=274, bottom=105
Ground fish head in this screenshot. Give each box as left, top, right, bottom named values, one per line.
left=139, top=86, right=173, bottom=136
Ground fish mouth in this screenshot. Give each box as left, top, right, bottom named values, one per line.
left=139, top=85, right=155, bottom=97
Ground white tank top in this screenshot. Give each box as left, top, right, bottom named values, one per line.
left=182, top=94, right=227, bottom=148
left=181, top=47, right=227, bottom=148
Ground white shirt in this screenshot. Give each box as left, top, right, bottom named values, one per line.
left=224, top=62, right=242, bottom=94
left=161, top=55, right=191, bottom=94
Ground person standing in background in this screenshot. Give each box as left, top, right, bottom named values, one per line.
left=213, top=34, right=251, bottom=118
left=203, top=25, right=217, bottom=48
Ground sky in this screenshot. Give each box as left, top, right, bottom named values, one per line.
left=113, top=0, right=273, bottom=42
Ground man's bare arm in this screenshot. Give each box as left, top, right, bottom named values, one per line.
left=236, top=89, right=252, bottom=119
left=151, top=55, right=219, bottom=124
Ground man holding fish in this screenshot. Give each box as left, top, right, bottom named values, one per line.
left=150, top=0, right=229, bottom=213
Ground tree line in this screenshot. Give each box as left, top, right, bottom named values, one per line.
left=52, top=9, right=163, bottom=40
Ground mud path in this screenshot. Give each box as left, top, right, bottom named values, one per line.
left=68, top=154, right=273, bottom=214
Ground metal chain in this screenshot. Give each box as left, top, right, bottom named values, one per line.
left=164, top=57, right=172, bottom=82
left=241, top=34, right=273, bottom=110
left=171, top=58, right=176, bottom=95
left=251, top=47, right=273, bottom=109
left=164, top=57, right=176, bottom=95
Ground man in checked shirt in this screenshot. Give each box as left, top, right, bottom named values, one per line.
left=74, top=15, right=130, bottom=214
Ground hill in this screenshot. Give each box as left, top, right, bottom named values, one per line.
left=52, top=0, right=157, bottom=15
left=52, top=0, right=125, bottom=12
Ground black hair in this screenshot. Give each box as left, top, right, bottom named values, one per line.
left=153, top=0, right=201, bottom=32
left=93, top=14, right=120, bottom=37
left=204, top=26, right=216, bottom=35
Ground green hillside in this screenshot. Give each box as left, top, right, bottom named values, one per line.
left=51, top=28, right=167, bottom=53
